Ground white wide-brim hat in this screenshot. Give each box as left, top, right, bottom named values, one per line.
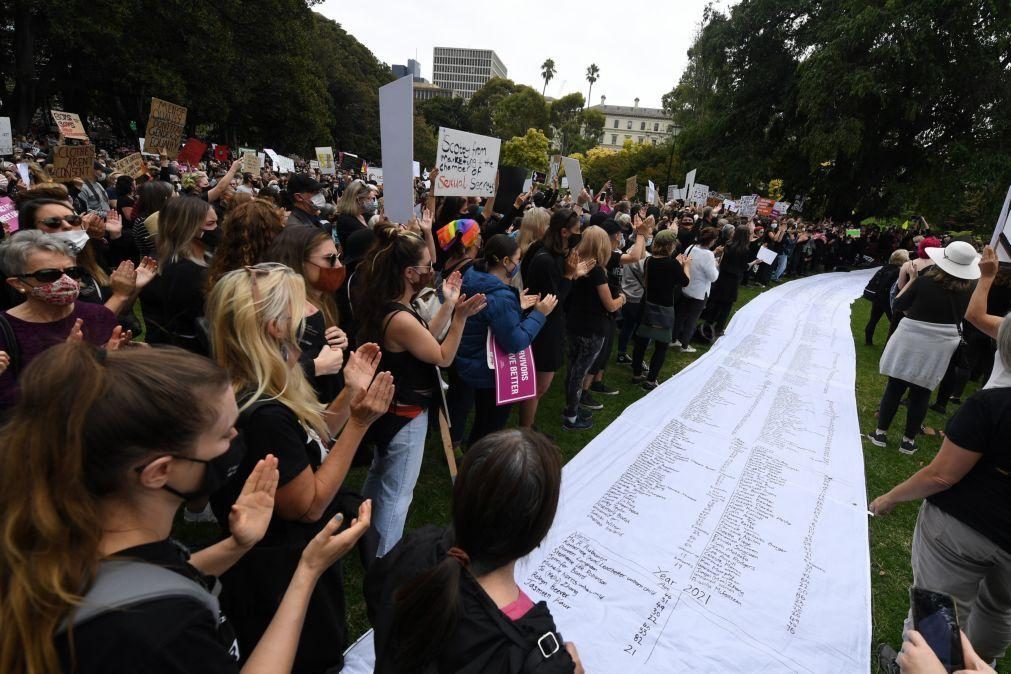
left=925, top=241, right=981, bottom=280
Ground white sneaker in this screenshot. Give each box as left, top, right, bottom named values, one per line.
left=670, top=340, right=682, bottom=348
left=680, top=345, right=697, bottom=353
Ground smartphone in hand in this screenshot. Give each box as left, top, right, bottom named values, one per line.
left=910, top=587, right=964, bottom=672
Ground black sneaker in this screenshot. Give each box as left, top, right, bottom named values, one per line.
left=641, top=380, right=658, bottom=391
left=562, top=416, right=593, bottom=431
left=576, top=405, right=593, bottom=420
left=590, top=381, right=620, bottom=396
left=899, top=437, right=918, bottom=455
left=866, top=430, right=887, bottom=447
left=929, top=402, right=947, bottom=414
left=950, top=397, right=961, bottom=404
left=616, top=353, right=632, bottom=364
left=876, top=643, right=900, bottom=674
left=579, top=391, right=604, bottom=410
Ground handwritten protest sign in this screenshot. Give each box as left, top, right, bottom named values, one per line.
left=240, top=151, right=259, bottom=175
left=625, top=177, right=638, bottom=200
left=688, top=183, right=709, bottom=206
left=666, top=185, right=678, bottom=202
left=115, top=153, right=147, bottom=179
left=548, top=155, right=562, bottom=183
left=50, top=145, right=96, bottom=182
left=738, top=194, right=759, bottom=218
left=0, top=197, right=18, bottom=233
left=488, top=331, right=537, bottom=405
left=177, top=138, right=207, bottom=166
left=772, top=201, right=791, bottom=218
left=315, top=147, right=336, bottom=175
left=434, top=127, right=500, bottom=197
left=144, top=98, right=186, bottom=156
left=561, top=157, right=583, bottom=198
left=0, top=117, right=11, bottom=155
left=51, top=111, right=88, bottom=140
left=757, top=197, right=775, bottom=217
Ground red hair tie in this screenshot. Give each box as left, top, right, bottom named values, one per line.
left=446, top=546, right=470, bottom=568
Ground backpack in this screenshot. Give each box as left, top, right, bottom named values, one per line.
left=862, top=266, right=891, bottom=302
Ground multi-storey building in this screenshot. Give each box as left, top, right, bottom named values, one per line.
left=588, top=96, right=678, bottom=150
left=432, top=47, right=507, bottom=100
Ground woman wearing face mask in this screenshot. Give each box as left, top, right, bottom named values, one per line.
left=0, top=342, right=372, bottom=674
left=141, top=196, right=218, bottom=354
left=0, top=231, right=125, bottom=411
left=453, top=235, right=558, bottom=445
left=355, top=224, right=487, bottom=556
left=207, top=263, right=394, bottom=672
left=265, top=225, right=350, bottom=403
left=333, top=179, right=375, bottom=244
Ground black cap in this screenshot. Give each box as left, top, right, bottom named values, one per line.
left=287, top=173, right=324, bottom=194
left=589, top=211, right=611, bottom=229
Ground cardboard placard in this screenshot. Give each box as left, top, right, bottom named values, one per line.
left=115, top=152, right=147, bottom=179
left=772, top=201, right=791, bottom=217
left=49, top=144, right=96, bottom=182
left=0, top=196, right=19, bottom=233
left=434, top=127, right=500, bottom=198
left=51, top=110, right=88, bottom=140
left=177, top=138, right=207, bottom=166
left=531, top=171, right=546, bottom=185
left=315, top=147, right=336, bottom=175
left=16, top=162, right=30, bottom=186
left=684, top=168, right=697, bottom=198
left=339, top=151, right=359, bottom=170
left=240, top=151, right=259, bottom=175
left=0, top=117, right=12, bottom=155
left=413, top=161, right=421, bottom=178
left=625, top=177, right=638, bottom=200
left=379, top=74, right=415, bottom=222
left=144, top=98, right=187, bottom=156
left=492, top=166, right=529, bottom=215
left=647, top=180, right=657, bottom=205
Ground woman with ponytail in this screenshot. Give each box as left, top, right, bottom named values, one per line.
left=366, top=428, right=583, bottom=673
left=0, top=343, right=371, bottom=674
left=355, top=224, right=487, bottom=556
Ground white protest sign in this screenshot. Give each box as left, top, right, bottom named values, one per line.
left=0, top=117, right=12, bottom=155
left=688, top=182, right=709, bottom=206
left=315, top=146, right=336, bottom=175
left=666, top=185, right=678, bottom=202
left=434, top=127, right=500, bottom=197
left=379, top=75, right=415, bottom=223
left=756, top=245, right=778, bottom=265
left=138, top=137, right=145, bottom=153
left=368, top=167, right=384, bottom=183
left=548, top=154, right=562, bottom=183
left=522, top=178, right=533, bottom=193
left=684, top=168, right=697, bottom=197
left=412, top=161, right=421, bottom=178
left=772, top=201, right=791, bottom=218
left=16, top=162, right=30, bottom=186
left=647, top=180, right=657, bottom=205
left=561, top=177, right=569, bottom=189
left=561, top=156, right=583, bottom=198
left=989, top=185, right=1011, bottom=263
left=739, top=194, right=759, bottom=218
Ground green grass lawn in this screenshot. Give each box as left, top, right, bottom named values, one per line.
left=177, top=277, right=1005, bottom=670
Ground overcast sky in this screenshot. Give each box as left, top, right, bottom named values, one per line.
left=317, top=0, right=736, bottom=110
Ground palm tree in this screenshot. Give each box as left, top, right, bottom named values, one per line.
left=585, top=64, right=600, bottom=108
left=541, top=58, right=556, bottom=96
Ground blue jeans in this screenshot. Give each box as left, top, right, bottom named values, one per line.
left=772, top=253, right=789, bottom=281
left=362, top=410, right=429, bottom=556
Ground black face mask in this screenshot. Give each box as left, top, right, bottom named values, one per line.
left=159, top=442, right=245, bottom=502
left=200, top=228, right=222, bottom=251
left=567, top=233, right=582, bottom=250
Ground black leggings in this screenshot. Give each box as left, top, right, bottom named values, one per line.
left=864, top=301, right=892, bottom=344
left=706, top=300, right=733, bottom=333
left=631, top=337, right=670, bottom=381
left=878, top=377, right=930, bottom=438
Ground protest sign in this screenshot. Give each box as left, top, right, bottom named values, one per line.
left=240, top=151, right=259, bottom=175
left=379, top=74, right=415, bottom=223
left=756, top=197, right=776, bottom=217
left=666, top=184, right=678, bottom=202
left=434, top=127, right=500, bottom=198
left=646, top=180, right=657, bottom=205
left=561, top=157, right=583, bottom=198
left=51, top=110, right=88, bottom=140
left=213, top=145, right=230, bottom=162
left=989, top=185, right=1011, bottom=263
left=368, top=167, right=383, bottom=183
left=493, top=166, right=529, bottom=215
left=756, top=245, right=778, bottom=265
left=16, top=162, right=30, bottom=186
left=177, top=138, right=207, bottom=166
left=0, top=197, right=18, bottom=233
left=315, top=147, right=336, bottom=175
left=724, top=199, right=739, bottom=212
left=0, top=117, right=11, bottom=155
left=772, top=201, right=791, bottom=218
left=688, top=182, right=709, bottom=206
left=531, top=170, right=546, bottom=185
left=309, top=160, right=320, bottom=170
left=548, top=155, right=562, bottom=184
left=522, top=178, right=533, bottom=193
left=625, top=177, right=638, bottom=200
left=561, top=177, right=569, bottom=189
left=264, top=149, right=293, bottom=173
left=144, top=98, right=186, bottom=156
left=845, top=228, right=862, bottom=238
left=738, top=194, right=759, bottom=218
left=488, top=332, right=537, bottom=405
left=115, top=153, right=147, bottom=179
left=412, top=161, right=421, bottom=178
left=339, top=151, right=359, bottom=170
left=684, top=168, right=697, bottom=197
left=49, top=145, right=96, bottom=182
left=256, top=152, right=265, bottom=168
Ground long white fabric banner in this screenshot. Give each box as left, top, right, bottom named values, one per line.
left=343, top=270, right=874, bottom=673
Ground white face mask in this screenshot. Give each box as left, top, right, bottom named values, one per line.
left=310, top=193, right=326, bottom=209
left=50, top=229, right=90, bottom=254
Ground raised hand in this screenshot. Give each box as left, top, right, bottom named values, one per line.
left=105, top=209, right=123, bottom=240
left=66, top=318, right=85, bottom=343
left=442, top=270, right=463, bottom=305
left=420, top=208, right=433, bottom=233
left=298, top=500, right=372, bottom=577
left=228, top=455, right=279, bottom=548
left=535, top=293, right=558, bottom=316
left=349, top=371, right=395, bottom=426
left=980, top=245, right=998, bottom=280
left=83, top=212, right=105, bottom=240
left=134, top=257, right=159, bottom=290
left=105, top=325, right=134, bottom=350
left=343, top=343, right=381, bottom=396
left=454, top=293, right=487, bottom=319
left=519, top=289, right=539, bottom=311
left=109, top=260, right=138, bottom=297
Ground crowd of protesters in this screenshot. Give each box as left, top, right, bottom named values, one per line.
left=0, top=128, right=1006, bottom=674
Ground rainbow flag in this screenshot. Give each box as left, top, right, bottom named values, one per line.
left=436, top=219, right=479, bottom=251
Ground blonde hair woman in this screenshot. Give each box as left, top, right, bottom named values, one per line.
left=561, top=225, right=625, bottom=430
left=206, top=263, right=394, bottom=670
left=333, top=179, right=375, bottom=244
left=512, top=206, right=550, bottom=289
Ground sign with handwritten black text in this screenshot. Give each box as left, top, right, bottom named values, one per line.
left=434, top=127, right=500, bottom=198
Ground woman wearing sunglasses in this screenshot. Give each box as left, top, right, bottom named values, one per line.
left=0, top=230, right=126, bottom=411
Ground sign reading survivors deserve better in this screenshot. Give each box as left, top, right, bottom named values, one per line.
left=434, top=127, right=500, bottom=197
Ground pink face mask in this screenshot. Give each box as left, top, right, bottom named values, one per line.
left=29, top=274, right=80, bottom=305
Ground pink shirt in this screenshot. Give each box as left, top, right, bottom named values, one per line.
left=500, top=589, right=534, bottom=621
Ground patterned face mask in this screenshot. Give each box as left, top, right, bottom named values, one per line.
left=29, top=274, right=80, bottom=305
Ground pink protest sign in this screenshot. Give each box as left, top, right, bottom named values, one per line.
left=490, top=332, right=537, bottom=406
left=0, top=197, right=18, bottom=233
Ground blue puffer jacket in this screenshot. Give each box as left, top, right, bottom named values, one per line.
left=455, top=267, right=547, bottom=389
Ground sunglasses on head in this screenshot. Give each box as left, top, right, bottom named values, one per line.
left=39, top=214, right=83, bottom=228
left=18, top=266, right=86, bottom=283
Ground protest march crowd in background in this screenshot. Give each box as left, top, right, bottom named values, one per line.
left=0, top=102, right=1009, bottom=674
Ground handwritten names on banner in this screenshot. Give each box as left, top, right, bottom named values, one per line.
left=50, top=145, right=96, bottom=182
left=516, top=271, right=874, bottom=673
left=144, top=98, right=187, bottom=156
left=51, top=111, right=88, bottom=140
left=434, top=127, right=500, bottom=197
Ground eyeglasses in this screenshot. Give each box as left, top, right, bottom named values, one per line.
left=306, top=249, right=342, bottom=268
left=18, top=266, right=86, bottom=283
left=409, top=263, right=433, bottom=273
left=39, top=214, right=83, bottom=229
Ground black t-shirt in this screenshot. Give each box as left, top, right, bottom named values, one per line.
left=54, top=540, right=239, bottom=674
left=298, top=309, right=346, bottom=404
left=643, top=256, right=690, bottom=307
left=928, top=387, right=1011, bottom=552
left=605, top=250, right=623, bottom=298
left=566, top=265, right=611, bottom=337
left=893, top=274, right=973, bottom=325
left=140, top=258, right=208, bottom=352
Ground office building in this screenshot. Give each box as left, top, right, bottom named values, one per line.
left=392, top=59, right=423, bottom=81
left=413, top=81, right=454, bottom=102
left=432, top=47, right=507, bottom=100
left=588, top=96, right=678, bottom=150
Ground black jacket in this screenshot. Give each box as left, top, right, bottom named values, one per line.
left=366, top=526, right=575, bottom=674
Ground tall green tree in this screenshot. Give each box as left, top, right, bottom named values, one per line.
left=540, top=58, right=556, bottom=96
left=466, top=77, right=517, bottom=135
left=492, top=86, right=549, bottom=141
left=417, top=96, right=470, bottom=133
left=585, top=64, right=600, bottom=108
